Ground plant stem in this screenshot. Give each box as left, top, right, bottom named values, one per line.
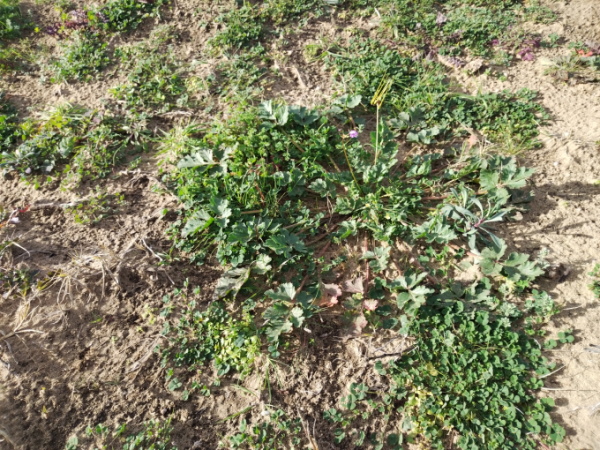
left=374, top=105, right=380, bottom=164
left=341, top=142, right=363, bottom=194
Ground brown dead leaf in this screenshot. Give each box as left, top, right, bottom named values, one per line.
left=341, top=277, right=364, bottom=294
left=319, top=283, right=342, bottom=307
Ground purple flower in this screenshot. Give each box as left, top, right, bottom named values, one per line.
left=349, top=130, right=359, bottom=139
left=521, top=52, right=535, bottom=61
left=25, top=167, right=31, bottom=174
left=518, top=47, right=535, bottom=61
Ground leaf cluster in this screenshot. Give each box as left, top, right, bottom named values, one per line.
left=0, top=0, right=27, bottom=40
left=226, top=409, right=307, bottom=449
left=48, top=31, right=111, bottom=82
left=161, top=300, right=260, bottom=378
left=67, top=419, right=177, bottom=450
left=0, top=104, right=147, bottom=180
left=326, top=39, right=547, bottom=148
left=111, top=43, right=188, bottom=113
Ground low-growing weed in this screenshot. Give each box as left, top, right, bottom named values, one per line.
left=66, top=418, right=177, bottom=449
left=47, top=0, right=168, bottom=36
left=325, top=302, right=564, bottom=449
left=376, top=0, right=520, bottom=57
left=0, top=0, right=27, bottom=40
left=48, top=31, right=110, bottom=82
left=523, top=1, right=558, bottom=25
left=224, top=409, right=307, bottom=449
left=112, top=41, right=187, bottom=113
left=589, top=263, right=600, bottom=299
left=161, top=299, right=260, bottom=379
left=0, top=92, right=18, bottom=148
left=159, top=93, right=565, bottom=446
left=210, top=5, right=264, bottom=50
left=542, top=52, right=600, bottom=82
left=95, top=0, right=169, bottom=32
left=0, top=104, right=148, bottom=181
left=327, top=39, right=547, bottom=148
left=209, top=0, right=330, bottom=51
left=0, top=235, right=36, bottom=296
left=66, top=192, right=125, bottom=226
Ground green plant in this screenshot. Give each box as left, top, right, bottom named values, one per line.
left=0, top=91, right=18, bottom=148
left=93, top=0, right=169, bottom=32
left=0, top=104, right=148, bottom=181
left=0, top=233, right=36, bottom=295
left=224, top=409, right=307, bottom=449
left=161, top=299, right=260, bottom=378
left=66, top=192, right=125, bottom=225
left=0, top=0, right=26, bottom=40
left=67, top=419, right=177, bottom=449
left=111, top=42, right=187, bottom=113
left=323, top=298, right=565, bottom=448
left=49, top=31, right=111, bottom=82
left=376, top=0, right=520, bottom=57
left=523, top=2, right=558, bottom=25
left=325, top=39, right=547, bottom=149
left=589, top=263, right=600, bottom=299
left=210, top=5, right=264, bottom=50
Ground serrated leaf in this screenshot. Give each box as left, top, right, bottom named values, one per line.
left=265, top=229, right=307, bottom=258
left=212, top=267, right=251, bottom=301
left=289, top=105, right=319, bottom=126
left=177, top=149, right=214, bottom=169
left=341, top=277, right=364, bottom=293
left=334, top=94, right=362, bottom=109
left=265, top=283, right=296, bottom=302
left=182, top=210, right=213, bottom=237
left=290, top=306, right=305, bottom=327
